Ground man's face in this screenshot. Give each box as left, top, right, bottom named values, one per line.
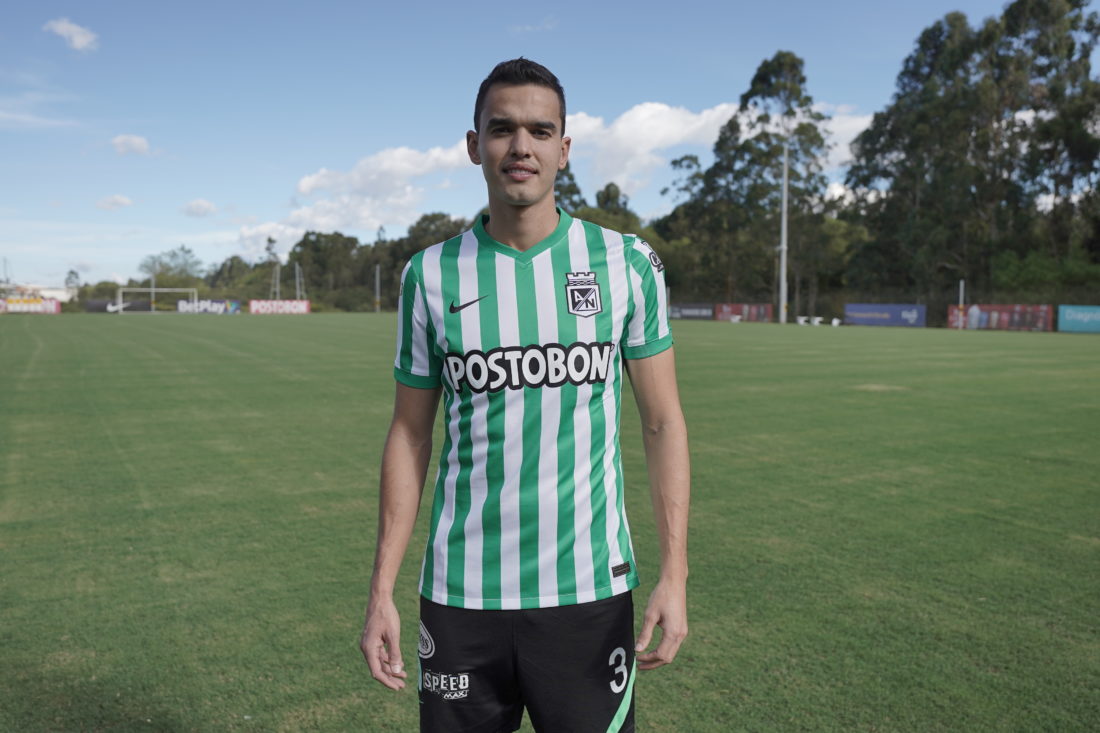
left=467, top=84, right=571, bottom=211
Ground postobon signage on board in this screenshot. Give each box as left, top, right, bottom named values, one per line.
left=248, top=300, right=311, bottom=314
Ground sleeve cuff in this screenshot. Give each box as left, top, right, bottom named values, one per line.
left=394, top=367, right=442, bottom=389
left=621, top=335, right=673, bottom=360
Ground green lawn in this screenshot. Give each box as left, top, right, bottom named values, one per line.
left=1, top=314, right=1097, bottom=731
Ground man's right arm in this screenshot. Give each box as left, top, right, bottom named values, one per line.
left=360, top=382, right=441, bottom=690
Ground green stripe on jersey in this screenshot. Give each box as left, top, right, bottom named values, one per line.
left=550, top=236, right=578, bottom=604
left=476, top=248, right=504, bottom=608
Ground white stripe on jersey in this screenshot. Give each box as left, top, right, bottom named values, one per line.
left=458, top=232, right=487, bottom=608
left=420, top=245, right=447, bottom=373
left=601, top=229, right=632, bottom=594
left=495, top=253, right=523, bottom=607
left=410, top=278, right=431, bottom=376
left=568, top=223, right=597, bottom=603
left=532, top=251, right=560, bottom=603
left=626, top=262, right=648, bottom=349
left=631, top=239, right=671, bottom=340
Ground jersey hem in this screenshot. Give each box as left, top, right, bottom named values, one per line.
left=394, top=366, right=441, bottom=389
left=622, top=335, right=673, bottom=360
left=421, top=575, right=640, bottom=610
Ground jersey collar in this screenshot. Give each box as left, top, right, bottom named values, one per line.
left=472, top=208, right=573, bottom=263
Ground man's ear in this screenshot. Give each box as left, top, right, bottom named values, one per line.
left=467, top=130, right=481, bottom=165
left=559, top=136, right=572, bottom=170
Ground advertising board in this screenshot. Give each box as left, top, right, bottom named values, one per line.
left=669, top=303, right=714, bottom=320
left=844, top=304, right=926, bottom=327
left=715, top=303, right=773, bottom=322
left=178, top=299, right=241, bottom=314
left=249, top=299, right=311, bottom=315
left=947, top=304, right=1053, bottom=331
left=84, top=299, right=152, bottom=313
left=0, top=299, right=6, bottom=314
left=3, top=297, right=61, bottom=314
left=1057, top=305, right=1100, bottom=333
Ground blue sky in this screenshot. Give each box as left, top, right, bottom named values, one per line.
left=1, top=0, right=1072, bottom=287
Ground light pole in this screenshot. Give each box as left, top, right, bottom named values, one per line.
left=779, top=135, right=789, bottom=324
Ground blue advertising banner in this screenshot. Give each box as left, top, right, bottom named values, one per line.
left=844, top=303, right=927, bottom=327
left=1058, top=305, right=1100, bottom=333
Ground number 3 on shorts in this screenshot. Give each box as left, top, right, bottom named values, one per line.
left=609, top=647, right=628, bottom=693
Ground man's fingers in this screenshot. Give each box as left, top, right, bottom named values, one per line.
left=636, top=649, right=666, bottom=670
left=362, top=631, right=407, bottom=690
left=369, top=645, right=407, bottom=690
left=636, top=620, right=688, bottom=670
left=387, top=643, right=407, bottom=677
left=634, top=614, right=656, bottom=653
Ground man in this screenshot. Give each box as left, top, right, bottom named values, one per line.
left=361, top=58, right=690, bottom=733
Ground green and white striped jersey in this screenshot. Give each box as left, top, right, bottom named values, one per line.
left=394, top=209, right=672, bottom=610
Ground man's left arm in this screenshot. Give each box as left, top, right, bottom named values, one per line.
left=626, top=347, right=690, bottom=670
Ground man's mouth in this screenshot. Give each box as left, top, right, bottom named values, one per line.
left=504, top=164, right=536, bottom=181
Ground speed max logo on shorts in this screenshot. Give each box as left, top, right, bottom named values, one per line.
left=421, top=669, right=470, bottom=700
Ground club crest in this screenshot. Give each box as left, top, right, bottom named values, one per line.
left=418, top=621, right=435, bottom=659
left=565, top=272, right=602, bottom=318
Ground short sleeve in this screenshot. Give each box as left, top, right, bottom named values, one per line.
left=393, top=257, right=442, bottom=388
left=621, top=238, right=673, bottom=359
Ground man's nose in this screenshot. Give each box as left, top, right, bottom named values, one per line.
left=509, top=129, right=533, bottom=156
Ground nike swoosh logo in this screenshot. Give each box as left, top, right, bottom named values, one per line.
left=106, top=302, right=131, bottom=313
left=449, top=295, right=487, bottom=314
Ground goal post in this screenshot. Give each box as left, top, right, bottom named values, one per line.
left=115, top=287, right=198, bottom=314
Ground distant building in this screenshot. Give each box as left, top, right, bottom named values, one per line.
left=1, top=284, right=76, bottom=303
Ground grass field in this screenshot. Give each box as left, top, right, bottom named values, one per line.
left=1, top=313, right=1097, bottom=732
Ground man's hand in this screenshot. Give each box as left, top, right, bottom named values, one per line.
left=360, top=597, right=408, bottom=690
left=634, top=577, right=688, bottom=670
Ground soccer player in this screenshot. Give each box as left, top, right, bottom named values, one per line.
left=360, top=58, right=690, bottom=733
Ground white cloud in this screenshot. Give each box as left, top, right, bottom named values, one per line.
left=0, top=88, right=79, bottom=129
left=510, top=16, right=558, bottom=34
left=237, top=222, right=306, bottom=261
left=0, top=109, right=77, bottom=128
left=43, top=18, right=99, bottom=52
left=183, top=199, right=217, bottom=217
left=814, top=103, right=873, bottom=171
left=112, top=134, right=150, bottom=155
left=96, top=194, right=133, bottom=210
left=240, top=141, right=472, bottom=254
left=566, top=102, right=743, bottom=196
left=297, top=141, right=469, bottom=196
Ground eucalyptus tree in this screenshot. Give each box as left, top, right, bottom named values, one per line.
left=847, top=0, right=1099, bottom=305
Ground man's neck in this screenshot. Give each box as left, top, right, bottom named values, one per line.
left=484, top=200, right=560, bottom=252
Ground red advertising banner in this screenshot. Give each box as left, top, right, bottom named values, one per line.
left=715, top=303, right=773, bottom=323
left=249, top=299, right=311, bottom=315
left=2, top=297, right=61, bottom=314
left=947, top=304, right=1053, bottom=331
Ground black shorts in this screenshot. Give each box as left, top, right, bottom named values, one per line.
left=417, top=593, right=636, bottom=733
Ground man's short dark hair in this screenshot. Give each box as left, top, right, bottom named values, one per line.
left=473, top=58, right=566, bottom=134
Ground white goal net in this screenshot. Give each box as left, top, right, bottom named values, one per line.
left=114, top=287, right=198, bottom=314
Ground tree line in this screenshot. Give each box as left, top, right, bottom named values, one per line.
left=74, top=0, right=1099, bottom=325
